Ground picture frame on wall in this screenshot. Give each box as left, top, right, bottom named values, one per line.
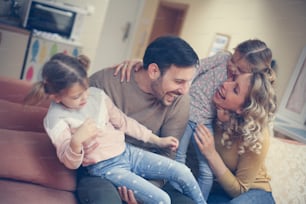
left=208, top=33, right=230, bottom=57
left=274, top=45, right=306, bottom=143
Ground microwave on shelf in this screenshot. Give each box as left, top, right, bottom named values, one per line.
left=22, top=0, right=87, bottom=41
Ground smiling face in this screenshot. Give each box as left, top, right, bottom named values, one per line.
left=151, top=64, right=196, bottom=106
left=53, top=82, right=89, bottom=110
left=213, top=73, right=251, bottom=114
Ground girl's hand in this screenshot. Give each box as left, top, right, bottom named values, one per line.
left=158, top=136, right=179, bottom=151
left=82, top=136, right=100, bottom=166
left=112, top=59, right=143, bottom=82
left=216, top=106, right=230, bottom=122
left=70, top=118, right=99, bottom=153
left=194, top=124, right=216, bottom=160
left=118, top=186, right=138, bottom=204
left=83, top=136, right=100, bottom=155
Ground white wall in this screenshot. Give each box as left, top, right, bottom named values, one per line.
left=131, top=0, right=306, bottom=105
left=173, top=0, right=306, bottom=104
left=57, top=0, right=305, bottom=104
left=7, top=0, right=305, bottom=102
left=90, top=0, right=145, bottom=74
left=60, top=0, right=110, bottom=75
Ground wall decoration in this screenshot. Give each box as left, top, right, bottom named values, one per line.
left=31, top=39, right=39, bottom=62
left=274, top=46, right=306, bottom=143
left=21, top=33, right=82, bottom=83
left=208, top=33, right=230, bottom=57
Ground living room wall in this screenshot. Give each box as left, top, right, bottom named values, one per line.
left=5, top=0, right=304, bottom=104
left=64, top=0, right=109, bottom=69
left=131, top=0, right=306, bottom=105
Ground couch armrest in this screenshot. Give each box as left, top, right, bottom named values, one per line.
left=0, top=99, right=47, bottom=132
left=0, top=129, right=77, bottom=191
left=0, top=76, right=50, bottom=107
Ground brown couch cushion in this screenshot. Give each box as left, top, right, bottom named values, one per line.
left=0, top=179, right=78, bottom=204
left=0, top=99, right=47, bottom=132
left=0, top=129, right=76, bottom=191
left=0, top=76, right=50, bottom=107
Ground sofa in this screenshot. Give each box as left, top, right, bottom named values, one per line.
left=0, top=76, right=305, bottom=204
left=0, top=77, right=77, bottom=204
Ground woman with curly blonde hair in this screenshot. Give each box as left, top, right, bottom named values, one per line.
left=114, top=39, right=276, bottom=201
left=219, top=72, right=277, bottom=155
left=195, top=71, right=277, bottom=204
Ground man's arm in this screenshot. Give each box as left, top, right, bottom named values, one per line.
left=89, top=68, right=108, bottom=89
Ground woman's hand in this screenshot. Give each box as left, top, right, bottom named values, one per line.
left=113, top=59, right=143, bottom=82
left=194, top=124, right=227, bottom=177
left=194, top=124, right=216, bottom=159
left=118, top=186, right=138, bottom=204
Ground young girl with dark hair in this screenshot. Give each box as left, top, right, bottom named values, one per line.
left=25, top=53, right=206, bottom=204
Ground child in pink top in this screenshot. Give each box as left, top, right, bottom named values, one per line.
left=25, top=53, right=205, bottom=204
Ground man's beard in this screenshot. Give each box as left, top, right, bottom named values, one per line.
left=151, top=78, right=179, bottom=106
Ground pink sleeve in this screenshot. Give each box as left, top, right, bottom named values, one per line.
left=104, top=95, right=155, bottom=142
left=46, top=121, right=84, bottom=169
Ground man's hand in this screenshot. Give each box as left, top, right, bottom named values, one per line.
left=118, top=186, right=138, bottom=204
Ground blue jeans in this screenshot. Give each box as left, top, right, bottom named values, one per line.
left=207, top=189, right=275, bottom=204
left=175, top=120, right=214, bottom=200
left=86, top=144, right=205, bottom=204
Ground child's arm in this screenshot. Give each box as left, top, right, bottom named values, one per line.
left=147, top=135, right=179, bottom=151
left=45, top=117, right=99, bottom=169
left=104, top=93, right=178, bottom=151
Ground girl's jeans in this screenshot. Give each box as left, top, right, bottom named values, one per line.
left=86, top=144, right=206, bottom=204
left=175, top=120, right=214, bottom=200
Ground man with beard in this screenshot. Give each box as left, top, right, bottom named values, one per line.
left=77, top=35, right=200, bottom=204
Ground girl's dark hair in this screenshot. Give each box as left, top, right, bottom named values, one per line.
left=24, top=53, right=89, bottom=105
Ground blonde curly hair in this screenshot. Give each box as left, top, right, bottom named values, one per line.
left=218, top=71, right=277, bottom=155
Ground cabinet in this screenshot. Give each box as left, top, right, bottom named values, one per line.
left=0, top=24, right=30, bottom=79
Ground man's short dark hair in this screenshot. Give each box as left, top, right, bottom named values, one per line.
left=143, top=35, right=199, bottom=74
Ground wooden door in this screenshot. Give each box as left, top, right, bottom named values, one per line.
left=148, top=1, right=188, bottom=43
